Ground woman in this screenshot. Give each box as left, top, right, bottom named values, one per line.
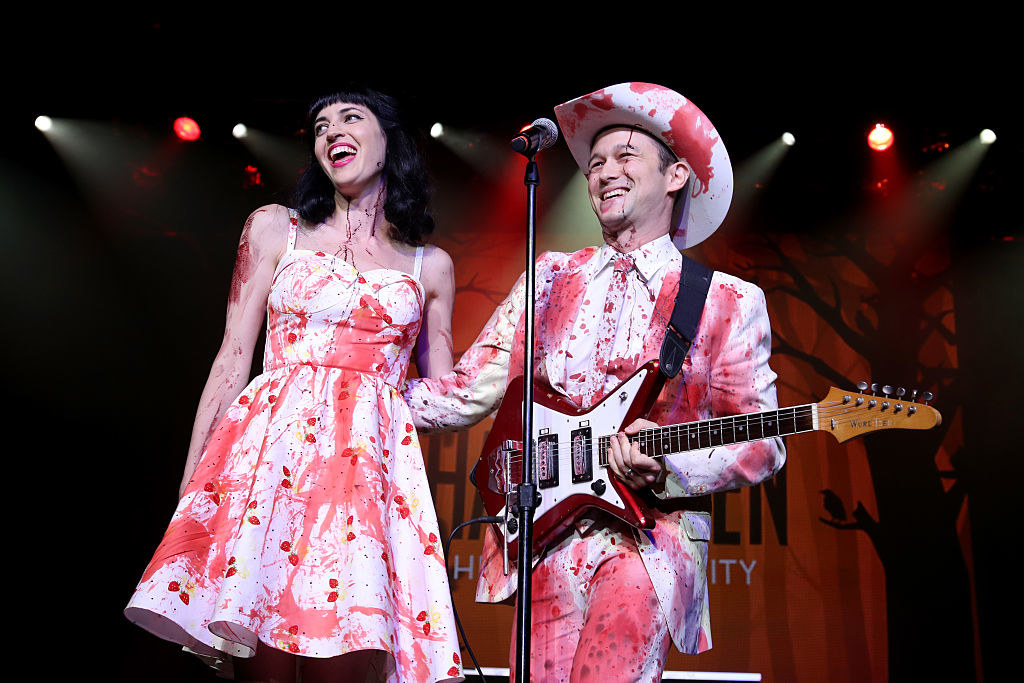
left=125, top=87, right=463, bottom=683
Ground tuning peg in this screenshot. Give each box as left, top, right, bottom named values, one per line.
left=870, top=383, right=880, bottom=395
left=857, top=381, right=869, bottom=393
left=921, top=391, right=934, bottom=405
left=882, top=385, right=893, bottom=397
left=910, top=389, right=919, bottom=401
left=896, top=387, right=906, bottom=399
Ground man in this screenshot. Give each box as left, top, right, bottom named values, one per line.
left=405, top=83, right=786, bottom=681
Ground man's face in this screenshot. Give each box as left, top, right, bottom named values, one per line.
left=586, top=127, right=686, bottom=235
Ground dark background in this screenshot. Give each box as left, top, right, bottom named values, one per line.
left=4, top=17, right=1020, bottom=681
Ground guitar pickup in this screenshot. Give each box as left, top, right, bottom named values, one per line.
left=571, top=426, right=594, bottom=483
left=537, top=434, right=559, bottom=490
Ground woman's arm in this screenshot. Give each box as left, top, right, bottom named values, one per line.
left=404, top=270, right=526, bottom=433
left=178, top=205, right=289, bottom=498
left=414, top=245, right=456, bottom=379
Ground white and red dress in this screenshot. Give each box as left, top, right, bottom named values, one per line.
left=126, top=210, right=463, bottom=682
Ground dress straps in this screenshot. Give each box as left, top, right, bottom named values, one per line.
left=413, top=245, right=425, bottom=282
left=286, top=208, right=299, bottom=252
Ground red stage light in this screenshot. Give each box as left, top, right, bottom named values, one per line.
left=243, top=164, right=263, bottom=189
left=867, top=123, right=894, bottom=152
left=174, top=117, right=201, bottom=141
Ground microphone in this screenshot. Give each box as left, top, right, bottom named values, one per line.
left=510, top=118, right=559, bottom=156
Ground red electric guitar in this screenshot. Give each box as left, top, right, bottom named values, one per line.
left=472, top=360, right=942, bottom=558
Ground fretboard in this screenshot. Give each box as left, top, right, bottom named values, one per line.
left=596, top=404, right=816, bottom=465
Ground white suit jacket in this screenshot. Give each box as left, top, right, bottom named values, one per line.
left=404, top=245, right=785, bottom=653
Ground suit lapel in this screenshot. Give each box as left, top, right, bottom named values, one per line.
left=642, top=264, right=682, bottom=362
left=539, top=251, right=599, bottom=396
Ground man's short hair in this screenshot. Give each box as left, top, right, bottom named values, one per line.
left=652, top=137, right=678, bottom=173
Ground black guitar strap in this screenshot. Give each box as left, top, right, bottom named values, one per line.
left=659, top=255, right=713, bottom=378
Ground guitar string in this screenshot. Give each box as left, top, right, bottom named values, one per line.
left=501, top=402, right=831, bottom=456
left=496, top=401, right=931, bottom=468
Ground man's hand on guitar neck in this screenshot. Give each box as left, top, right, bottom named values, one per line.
left=607, top=418, right=667, bottom=490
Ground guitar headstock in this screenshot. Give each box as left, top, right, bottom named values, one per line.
left=815, top=384, right=942, bottom=443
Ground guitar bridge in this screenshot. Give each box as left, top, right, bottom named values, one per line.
left=485, top=440, right=522, bottom=495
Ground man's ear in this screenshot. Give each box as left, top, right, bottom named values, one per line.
left=666, top=161, right=691, bottom=194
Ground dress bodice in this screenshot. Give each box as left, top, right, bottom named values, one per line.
left=264, top=249, right=425, bottom=387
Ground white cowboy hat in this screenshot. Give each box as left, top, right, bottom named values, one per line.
left=553, top=82, right=733, bottom=250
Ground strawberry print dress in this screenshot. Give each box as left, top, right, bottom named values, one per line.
left=125, top=210, right=463, bottom=682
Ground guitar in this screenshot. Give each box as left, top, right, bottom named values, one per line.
left=472, top=359, right=942, bottom=557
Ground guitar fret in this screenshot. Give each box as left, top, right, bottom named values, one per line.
left=735, top=414, right=749, bottom=442
left=601, top=404, right=818, bottom=464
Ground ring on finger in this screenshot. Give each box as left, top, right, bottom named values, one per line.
left=624, top=467, right=634, bottom=477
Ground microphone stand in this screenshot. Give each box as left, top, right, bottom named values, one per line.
left=513, top=153, right=540, bottom=683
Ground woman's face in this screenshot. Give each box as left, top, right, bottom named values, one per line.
left=312, top=101, right=388, bottom=198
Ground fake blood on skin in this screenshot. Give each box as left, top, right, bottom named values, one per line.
left=228, top=209, right=266, bottom=305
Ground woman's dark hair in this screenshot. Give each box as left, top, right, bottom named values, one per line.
left=292, top=86, right=434, bottom=245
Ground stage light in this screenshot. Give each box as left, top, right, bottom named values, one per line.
left=174, top=116, right=201, bottom=141
left=868, top=123, right=894, bottom=152
left=233, top=123, right=248, bottom=139
left=781, top=132, right=795, bottom=146
left=979, top=128, right=997, bottom=144
left=430, top=122, right=444, bottom=138
left=35, top=115, right=53, bottom=132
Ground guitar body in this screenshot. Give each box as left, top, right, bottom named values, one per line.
left=472, top=360, right=942, bottom=559
left=473, top=361, right=666, bottom=556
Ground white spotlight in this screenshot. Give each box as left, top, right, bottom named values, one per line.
left=979, top=129, right=996, bottom=145
left=781, top=132, right=796, bottom=146
left=430, top=122, right=444, bottom=139
left=233, top=123, right=248, bottom=139
left=35, top=115, right=53, bottom=132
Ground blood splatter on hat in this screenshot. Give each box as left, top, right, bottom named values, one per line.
left=554, top=82, right=733, bottom=249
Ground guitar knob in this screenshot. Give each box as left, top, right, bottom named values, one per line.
left=921, top=391, right=934, bottom=405
left=591, top=479, right=606, bottom=496
left=882, top=385, right=893, bottom=397
left=857, top=381, right=869, bottom=392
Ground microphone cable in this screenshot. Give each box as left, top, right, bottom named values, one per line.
left=445, top=516, right=504, bottom=683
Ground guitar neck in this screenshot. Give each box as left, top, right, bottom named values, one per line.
left=597, top=403, right=816, bottom=461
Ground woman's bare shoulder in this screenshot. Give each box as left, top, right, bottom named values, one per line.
left=243, top=204, right=292, bottom=250
left=420, top=243, right=454, bottom=272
